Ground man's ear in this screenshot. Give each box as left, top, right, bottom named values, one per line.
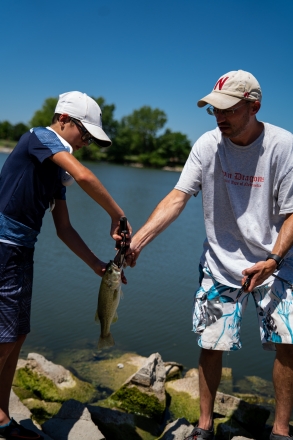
left=251, top=100, right=261, bottom=115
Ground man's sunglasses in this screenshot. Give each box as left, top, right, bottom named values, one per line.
left=70, top=118, right=96, bottom=145
left=207, top=102, right=249, bottom=117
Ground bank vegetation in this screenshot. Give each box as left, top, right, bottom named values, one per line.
left=0, top=97, right=192, bottom=169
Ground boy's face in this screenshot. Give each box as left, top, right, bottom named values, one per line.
left=55, top=114, right=93, bottom=151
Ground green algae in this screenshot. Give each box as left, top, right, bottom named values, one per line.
left=22, top=398, right=61, bottom=425
left=109, top=386, right=165, bottom=421
left=166, top=389, right=200, bottom=424
left=55, top=350, right=143, bottom=396
left=13, top=367, right=97, bottom=403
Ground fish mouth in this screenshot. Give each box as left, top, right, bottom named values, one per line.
left=105, top=261, right=121, bottom=276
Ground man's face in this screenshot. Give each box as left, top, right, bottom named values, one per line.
left=214, top=101, right=252, bottom=140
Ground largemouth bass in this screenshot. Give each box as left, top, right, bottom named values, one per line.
left=95, top=260, right=122, bottom=349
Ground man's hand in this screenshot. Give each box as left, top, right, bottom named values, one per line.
left=242, top=259, right=277, bottom=291
left=125, top=241, right=141, bottom=268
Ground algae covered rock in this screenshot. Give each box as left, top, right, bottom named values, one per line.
left=109, top=353, right=166, bottom=421
left=14, top=354, right=97, bottom=403
left=165, top=368, right=200, bottom=423
left=214, top=417, right=253, bottom=439
left=89, top=405, right=161, bottom=440
left=214, top=392, right=270, bottom=436
left=22, top=398, right=61, bottom=425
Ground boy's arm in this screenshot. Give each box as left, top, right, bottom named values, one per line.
left=52, top=199, right=107, bottom=277
left=49, top=151, right=131, bottom=241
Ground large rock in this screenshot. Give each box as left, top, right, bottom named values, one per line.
left=24, top=353, right=76, bottom=388
left=9, top=390, right=53, bottom=440
left=110, top=352, right=166, bottom=420
left=88, top=405, right=159, bottom=439
left=166, top=369, right=199, bottom=399
left=14, top=354, right=97, bottom=403
left=157, top=418, right=194, bottom=440
left=214, top=392, right=270, bottom=435
left=43, top=399, right=105, bottom=440
left=214, top=417, right=254, bottom=439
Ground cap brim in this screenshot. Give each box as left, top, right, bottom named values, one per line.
left=83, top=122, right=112, bottom=147
left=197, top=92, right=241, bottom=109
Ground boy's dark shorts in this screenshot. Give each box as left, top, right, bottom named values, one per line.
left=0, top=242, right=34, bottom=343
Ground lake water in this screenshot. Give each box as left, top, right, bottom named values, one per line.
left=0, top=153, right=276, bottom=386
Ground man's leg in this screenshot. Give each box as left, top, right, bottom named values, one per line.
left=272, top=344, right=293, bottom=436
left=0, top=335, right=26, bottom=425
left=197, top=348, right=223, bottom=429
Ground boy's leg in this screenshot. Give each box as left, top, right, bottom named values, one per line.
left=198, top=348, right=223, bottom=430
left=0, top=335, right=26, bottom=424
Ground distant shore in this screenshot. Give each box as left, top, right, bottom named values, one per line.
left=0, top=146, right=13, bottom=153
left=0, top=146, right=183, bottom=172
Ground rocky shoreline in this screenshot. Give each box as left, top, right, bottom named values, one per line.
left=10, top=351, right=279, bottom=440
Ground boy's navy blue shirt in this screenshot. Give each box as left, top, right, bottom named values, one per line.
left=0, top=128, right=68, bottom=247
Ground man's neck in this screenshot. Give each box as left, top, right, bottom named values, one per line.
left=229, top=121, right=264, bottom=146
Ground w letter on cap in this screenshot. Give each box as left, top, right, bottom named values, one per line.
left=214, top=77, right=229, bottom=90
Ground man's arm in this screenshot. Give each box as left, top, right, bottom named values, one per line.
left=52, top=200, right=127, bottom=282
left=127, top=189, right=191, bottom=266
left=242, top=213, right=293, bottom=291
left=50, top=151, right=131, bottom=241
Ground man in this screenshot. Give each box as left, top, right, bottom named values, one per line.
left=126, top=70, right=293, bottom=440
left=0, top=91, right=131, bottom=439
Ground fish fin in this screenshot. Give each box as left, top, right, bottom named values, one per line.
left=94, top=311, right=100, bottom=323
left=112, top=312, right=118, bottom=324
left=97, top=333, right=115, bottom=350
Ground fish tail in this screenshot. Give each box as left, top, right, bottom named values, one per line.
left=97, top=333, right=115, bottom=350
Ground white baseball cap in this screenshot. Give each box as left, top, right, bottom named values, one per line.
left=55, top=91, right=112, bottom=147
left=197, top=70, right=262, bottom=109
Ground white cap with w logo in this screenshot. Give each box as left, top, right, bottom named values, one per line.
left=197, top=70, right=262, bottom=109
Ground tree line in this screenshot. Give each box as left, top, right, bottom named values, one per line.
left=0, top=97, right=192, bottom=168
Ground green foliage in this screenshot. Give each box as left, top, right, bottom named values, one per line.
left=120, top=106, right=167, bottom=154
left=13, top=122, right=29, bottom=140
left=156, top=129, right=191, bottom=164
left=0, top=121, right=13, bottom=139
left=74, top=144, right=106, bottom=161
left=95, top=97, right=119, bottom=140
left=30, top=97, right=58, bottom=127
left=0, top=121, right=29, bottom=142
left=111, top=386, right=165, bottom=421
left=2, top=96, right=192, bottom=168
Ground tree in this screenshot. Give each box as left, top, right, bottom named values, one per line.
left=156, top=129, right=191, bottom=164
left=95, top=97, right=119, bottom=141
left=121, top=106, right=167, bottom=154
left=13, top=123, right=29, bottom=141
left=30, top=97, right=58, bottom=127
left=0, top=121, right=13, bottom=140
left=137, top=129, right=191, bottom=168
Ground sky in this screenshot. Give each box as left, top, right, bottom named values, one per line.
left=1, top=0, right=293, bottom=144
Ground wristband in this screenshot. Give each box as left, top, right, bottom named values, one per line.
left=266, top=254, right=284, bottom=270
